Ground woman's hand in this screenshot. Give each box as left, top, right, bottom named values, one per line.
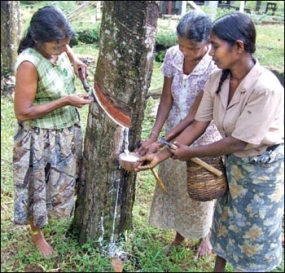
left=67, top=94, right=93, bottom=108
left=134, top=153, right=160, bottom=171
left=136, top=137, right=157, bottom=156
left=148, top=141, right=162, bottom=154
left=73, top=58, right=88, bottom=79
left=170, top=141, right=193, bottom=161
left=65, top=45, right=88, bottom=78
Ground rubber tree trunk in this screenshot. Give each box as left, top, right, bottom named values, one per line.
left=72, top=1, right=159, bottom=251
left=1, top=1, right=21, bottom=78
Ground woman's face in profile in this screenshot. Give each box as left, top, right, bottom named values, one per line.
left=209, top=33, right=240, bottom=70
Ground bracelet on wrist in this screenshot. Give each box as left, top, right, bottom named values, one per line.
left=149, top=131, right=159, bottom=138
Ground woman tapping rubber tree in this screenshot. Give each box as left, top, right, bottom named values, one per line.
left=136, top=12, right=284, bottom=272
left=137, top=10, right=222, bottom=259
left=13, top=6, right=93, bottom=259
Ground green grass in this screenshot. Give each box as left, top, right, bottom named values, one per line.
left=255, top=24, right=284, bottom=71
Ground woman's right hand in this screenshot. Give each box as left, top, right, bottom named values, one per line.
left=134, top=153, right=160, bottom=171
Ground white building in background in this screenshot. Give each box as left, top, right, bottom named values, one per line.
left=159, top=1, right=257, bottom=16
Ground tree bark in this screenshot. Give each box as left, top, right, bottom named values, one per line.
left=72, top=1, right=159, bottom=250
left=1, top=1, right=21, bottom=78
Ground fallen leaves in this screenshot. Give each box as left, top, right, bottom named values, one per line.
left=111, top=256, right=124, bottom=272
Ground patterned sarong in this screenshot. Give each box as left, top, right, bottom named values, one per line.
left=13, top=121, right=83, bottom=227
left=211, top=144, right=284, bottom=272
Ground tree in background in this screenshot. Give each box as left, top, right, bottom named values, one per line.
left=1, top=1, right=21, bottom=78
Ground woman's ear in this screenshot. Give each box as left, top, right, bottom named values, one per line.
left=235, top=40, right=244, bottom=53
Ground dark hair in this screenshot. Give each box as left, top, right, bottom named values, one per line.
left=176, top=10, right=211, bottom=43
left=17, top=6, right=75, bottom=54
left=212, top=12, right=256, bottom=93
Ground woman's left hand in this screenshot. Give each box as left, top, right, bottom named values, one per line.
left=134, top=153, right=160, bottom=171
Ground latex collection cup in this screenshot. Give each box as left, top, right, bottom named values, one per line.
left=119, top=152, right=141, bottom=172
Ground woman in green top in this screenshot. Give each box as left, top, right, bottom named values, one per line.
left=13, top=6, right=93, bottom=259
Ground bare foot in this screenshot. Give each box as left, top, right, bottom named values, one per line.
left=165, top=232, right=185, bottom=256
left=31, top=230, right=54, bottom=259
left=195, top=233, right=212, bottom=259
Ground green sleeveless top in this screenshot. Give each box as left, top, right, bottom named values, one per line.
left=15, top=48, right=79, bottom=129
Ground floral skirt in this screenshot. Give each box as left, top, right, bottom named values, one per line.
left=149, top=157, right=215, bottom=239
left=210, top=144, right=284, bottom=272
left=13, top=121, right=83, bottom=227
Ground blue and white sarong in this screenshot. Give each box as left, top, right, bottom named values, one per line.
left=211, top=144, right=284, bottom=272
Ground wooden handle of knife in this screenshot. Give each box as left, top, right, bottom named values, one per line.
left=151, top=168, right=168, bottom=194
left=78, top=69, right=90, bottom=92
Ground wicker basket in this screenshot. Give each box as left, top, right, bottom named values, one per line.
left=186, top=156, right=228, bottom=202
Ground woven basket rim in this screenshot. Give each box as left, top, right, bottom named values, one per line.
left=187, top=156, right=228, bottom=201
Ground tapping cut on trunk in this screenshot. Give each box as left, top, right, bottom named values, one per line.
left=93, top=81, right=131, bottom=128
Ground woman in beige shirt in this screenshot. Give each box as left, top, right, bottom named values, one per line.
left=136, top=12, right=284, bottom=272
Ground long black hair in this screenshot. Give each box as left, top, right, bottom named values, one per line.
left=212, top=12, right=256, bottom=93
left=17, top=6, right=75, bottom=54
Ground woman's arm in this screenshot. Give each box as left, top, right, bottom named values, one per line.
left=136, top=119, right=210, bottom=171
left=136, top=120, right=247, bottom=171
left=144, top=91, right=204, bottom=154
left=151, top=76, right=173, bottom=137
left=164, top=91, right=204, bottom=142
left=171, top=135, right=247, bottom=161
left=65, top=45, right=88, bottom=78
left=137, top=76, right=173, bottom=155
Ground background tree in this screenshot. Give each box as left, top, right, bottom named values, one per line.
left=72, top=1, right=160, bottom=251
left=1, top=1, right=21, bottom=78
